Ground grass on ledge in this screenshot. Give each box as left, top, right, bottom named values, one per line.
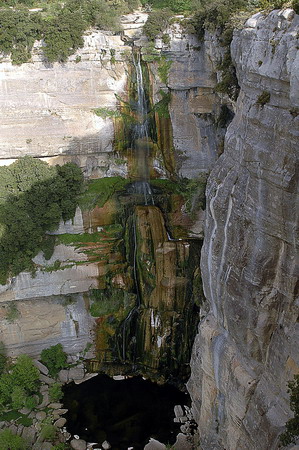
left=78, top=176, right=130, bottom=210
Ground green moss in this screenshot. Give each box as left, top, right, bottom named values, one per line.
left=157, top=56, right=172, bottom=84
left=42, top=260, right=62, bottom=272
left=142, top=42, right=161, bottom=63
left=78, top=176, right=129, bottom=210
left=150, top=179, right=182, bottom=194
left=152, top=90, right=171, bottom=118
left=93, top=107, right=122, bottom=119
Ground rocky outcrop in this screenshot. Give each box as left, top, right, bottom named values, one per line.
left=188, top=10, right=299, bottom=450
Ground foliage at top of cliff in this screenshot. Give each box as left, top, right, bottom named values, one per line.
left=0, top=157, right=84, bottom=284
left=0, top=0, right=140, bottom=64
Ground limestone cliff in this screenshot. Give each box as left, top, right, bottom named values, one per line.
left=188, top=9, right=299, bottom=450
left=0, top=21, right=136, bottom=177
left=148, top=21, right=223, bottom=179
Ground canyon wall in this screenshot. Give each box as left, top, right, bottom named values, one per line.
left=0, top=13, right=221, bottom=179
left=188, top=9, right=299, bottom=450
left=0, top=26, right=133, bottom=178
left=148, top=22, right=222, bottom=178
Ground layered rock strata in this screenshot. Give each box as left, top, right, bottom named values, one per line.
left=0, top=20, right=137, bottom=177
left=149, top=22, right=222, bottom=178
left=188, top=10, right=299, bottom=450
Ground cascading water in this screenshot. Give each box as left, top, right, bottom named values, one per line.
left=121, top=50, right=154, bottom=364
left=131, top=50, right=154, bottom=206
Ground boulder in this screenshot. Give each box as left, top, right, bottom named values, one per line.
left=174, top=405, right=184, bottom=418
left=68, top=367, right=85, bottom=381
left=38, top=392, right=49, bottom=408
left=58, top=369, right=69, bottom=383
left=36, top=411, right=47, bottom=421
left=34, top=360, right=49, bottom=375
left=48, top=402, right=63, bottom=409
left=39, top=374, right=55, bottom=385
left=54, top=417, right=67, bottom=428
left=21, top=426, right=37, bottom=445
left=144, top=438, right=166, bottom=450
left=173, top=433, right=194, bottom=450
left=70, top=438, right=87, bottom=450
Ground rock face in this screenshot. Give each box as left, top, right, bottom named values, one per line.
left=0, top=28, right=131, bottom=178
left=150, top=22, right=222, bottom=178
left=188, top=10, right=299, bottom=450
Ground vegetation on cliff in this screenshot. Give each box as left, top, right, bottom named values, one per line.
left=0, top=157, right=83, bottom=284
left=0, top=0, right=140, bottom=64
left=0, top=0, right=297, bottom=64
left=280, top=374, right=299, bottom=445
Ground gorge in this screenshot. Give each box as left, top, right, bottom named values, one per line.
left=0, top=1, right=298, bottom=449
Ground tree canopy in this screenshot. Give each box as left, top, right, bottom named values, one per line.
left=0, top=157, right=83, bottom=284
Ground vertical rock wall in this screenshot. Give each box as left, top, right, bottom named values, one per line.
left=188, top=10, right=299, bottom=450
left=149, top=22, right=224, bottom=179
left=0, top=30, right=130, bottom=177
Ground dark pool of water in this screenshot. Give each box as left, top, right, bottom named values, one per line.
left=63, top=374, right=189, bottom=449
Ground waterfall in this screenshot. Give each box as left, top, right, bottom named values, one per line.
left=121, top=51, right=156, bottom=364
left=131, top=51, right=154, bottom=206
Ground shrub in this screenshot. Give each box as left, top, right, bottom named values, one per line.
left=49, top=383, right=63, bottom=402
left=143, top=9, right=172, bottom=40
left=24, top=395, right=38, bottom=410
left=0, top=429, right=27, bottom=450
left=152, top=89, right=171, bottom=118
left=0, top=8, right=41, bottom=65
left=6, top=302, right=20, bottom=323
left=40, top=344, right=68, bottom=378
left=293, top=0, right=299, bottom=13
left=11, top=386, right=27, bottom=410
left=280, top=374, right=299, bottom=445
left=142, top=42, right=160, bottom=62
left=256, top=90, right=270, bottom=106
left=0, top=343, right=7, bottom=375
left=39, top=423, right=57, bottom=441
left=157, top=56, right=172, bottom=84
left=145, top=0, right=192, bottom=12
left=0, top=354, right=39, bottom=410
left=11, top=354, right=40, bottom=393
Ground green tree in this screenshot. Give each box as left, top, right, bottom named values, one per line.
left=0, top=8, right=41, bottom=64
left=0, top=157, right=83, bottom=284
left=0, top=429, right=27, bottom=450
left=40, top=344, right=68, bottom=378
left=43, top=9, right=87, bottom=62
left=143, top=8, right=172, bottom=40
left=11, top=354, right=40, bottom=392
